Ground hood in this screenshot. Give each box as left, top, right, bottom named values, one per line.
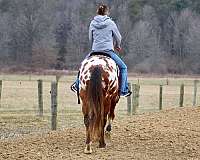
left=91, top=15, right=111, bottom=29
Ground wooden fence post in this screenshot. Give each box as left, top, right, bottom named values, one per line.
left=159, top=85, right=163, bottom=110
left=127, top=82, right=132, bottom=115
left=0, top=80, right=2, bottom=106
left=132, top=84, right=140, bottom=115
left=166, top=78, right=169, bottom=85
left=179, top=84, right=184, bottom=107
left=137, top=79, right=140, bottom=84
left=51, top=81, right=57, bottom=130
left=193, top=80, right=198, bottom=106
left=37, top=80, right=43, bottom=116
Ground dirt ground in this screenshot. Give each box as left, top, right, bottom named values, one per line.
left=0, top=107, right=200, bottom=160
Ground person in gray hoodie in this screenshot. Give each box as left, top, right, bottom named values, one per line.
left=71, top=4, right=131, bottom=97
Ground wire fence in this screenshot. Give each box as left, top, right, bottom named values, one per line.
left=0, top=75, right=200, bottom=140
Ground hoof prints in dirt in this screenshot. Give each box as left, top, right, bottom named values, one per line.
left=1, top=107, right=200, bottom=160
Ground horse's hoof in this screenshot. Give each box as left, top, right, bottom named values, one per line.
left=84, top=148, right=92, bottom=154
left=99, top=143, right=106, bottom=148
left=105, top=131, right=111, bottom=139
left=106, top=124, right=112, bottom=132
left=84, top=145, right=92, bottom=154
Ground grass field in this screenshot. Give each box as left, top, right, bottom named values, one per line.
left=0, top=74, right=200, bottom=139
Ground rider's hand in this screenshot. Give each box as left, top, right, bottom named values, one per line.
left=115, top=46, right=122, bottom=52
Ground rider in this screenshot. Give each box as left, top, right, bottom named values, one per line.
left=71, top=4, right=132, bottom=97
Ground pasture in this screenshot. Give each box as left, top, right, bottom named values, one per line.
left=0, top=74, right=200, bottom=159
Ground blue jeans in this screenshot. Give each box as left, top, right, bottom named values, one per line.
left=75, top=50, right=129, bottom=95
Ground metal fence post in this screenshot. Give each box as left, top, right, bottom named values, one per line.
left=127, top=82, right=132, bottom=115
left=159, top=85, right=163, bottom=110
left=38, top=80, right=43, bottom=116
left=193, top=80, right=198, bottom=106
left=51, top=81, right=58, bottom=130
left=179, top=84, right=184, bottom=107
left=132, top=84, right=140, bottom=115
left=0, top=80, right=2, bottom=106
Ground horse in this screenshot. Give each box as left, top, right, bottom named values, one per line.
left=79, top=53, right=120, bottom=154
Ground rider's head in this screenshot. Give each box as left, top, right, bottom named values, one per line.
left=97, top=4, right=109, bottom=16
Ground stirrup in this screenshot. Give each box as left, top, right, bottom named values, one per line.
left=120, top=90, right=132, bottom=97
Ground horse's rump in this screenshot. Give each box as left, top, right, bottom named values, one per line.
left=79, top=55, right=119, bottom=93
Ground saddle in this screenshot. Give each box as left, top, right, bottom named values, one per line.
left=89, top=51, right=111, bottom=58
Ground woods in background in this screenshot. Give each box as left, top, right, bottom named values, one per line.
left=0, top=0, right=200, bottom=74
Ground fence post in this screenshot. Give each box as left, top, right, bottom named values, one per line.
left=51, top=81, right=57, bottom=130
left=127, top=82, right=132, bottom=115
left=193, top=80, right=198, bottom=106
left=166, top=78, right=169, bottom=85
left=37, top=80, right=43, bottom=116
left=179, top=84, right=184, bottom=107
left=159, top=85, right=163, bottom=110
left=0, top=80, right=2, bottom=106
left=137, top=79, right=140, bottom=84
left=132, top=84, right=140, bottom=115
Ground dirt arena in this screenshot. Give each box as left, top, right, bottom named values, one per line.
left=0, top=107, right=200, bottom=160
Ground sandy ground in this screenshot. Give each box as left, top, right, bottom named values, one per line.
left=1, top=107, right=200, bottom=160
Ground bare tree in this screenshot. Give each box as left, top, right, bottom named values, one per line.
left=127, top=19, right=165, bottom=73
left=185, top=12, right=200, bottom=73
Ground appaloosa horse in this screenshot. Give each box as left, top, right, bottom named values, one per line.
left=79, top=53, right=120, bottom=154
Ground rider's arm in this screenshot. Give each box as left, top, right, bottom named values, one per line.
left=89, top=23, right=93, bottom=45
left=112, top=21, right=122, bottom=49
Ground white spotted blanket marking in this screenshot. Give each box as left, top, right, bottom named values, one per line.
left=79, top=55, right=119, bottom=95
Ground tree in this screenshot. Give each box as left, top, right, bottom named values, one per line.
left=0, top=0, right=12, bottom=13
left=0, top=0, right=200, bottom=73
left=4, top=0, right=51, bottom=66
left=54, top=11, right=72, bottom=69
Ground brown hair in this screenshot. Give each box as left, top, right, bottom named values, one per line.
left=97, top=4, right=109, bottom=15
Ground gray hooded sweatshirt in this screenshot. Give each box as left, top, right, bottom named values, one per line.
left=89, top=15, right=122, bottom=51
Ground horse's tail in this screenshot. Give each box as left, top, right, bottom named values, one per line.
left=87, top=66, right=104, bottom=141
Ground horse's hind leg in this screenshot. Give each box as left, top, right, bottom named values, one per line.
left=99, top=116, right=107, bottom=148
left=105, top=116, right=112, bottom=140
left=81, top=96, right=92, bottom=154
left=106, top=117, right=112, bottom=132
left=106, top=100, right=117, bottom=134
left=84, top=115, right=92, bottom=154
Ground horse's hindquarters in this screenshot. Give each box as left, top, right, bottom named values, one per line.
left=79, top=55, right=119, bottom=153
left=79, top=55, right=118, bottom=92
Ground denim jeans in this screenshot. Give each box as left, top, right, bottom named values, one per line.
left=75, top=50, right=129, bottom=95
